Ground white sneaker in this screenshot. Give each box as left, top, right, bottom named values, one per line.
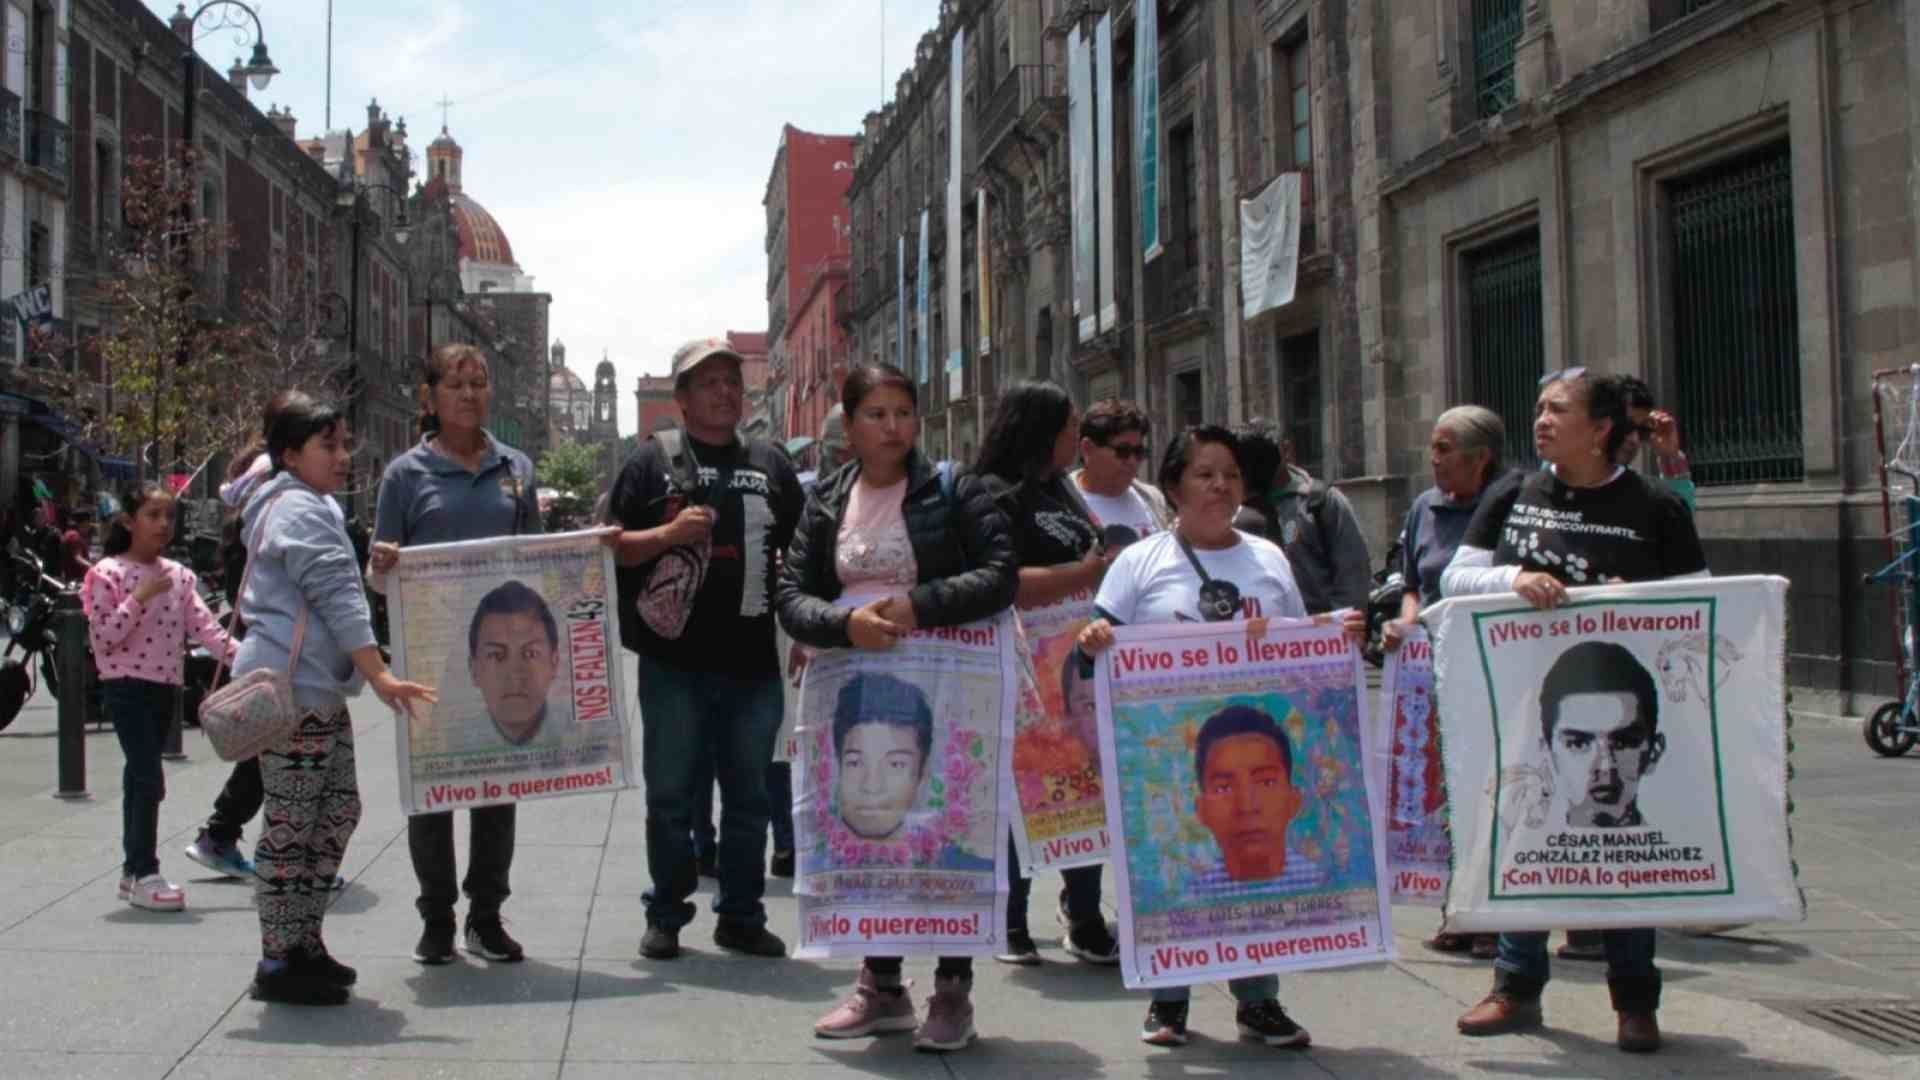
left=116, top=874, right=133, bottom=901
left=127, top=874, right=186, bottom=912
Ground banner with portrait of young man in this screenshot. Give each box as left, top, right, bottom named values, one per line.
left=792, top=613, right=1016, bottom=959
left=388, top=529, right=633, bottom=815
left=1426, top=575, right=1804, bottom=931
left=1097, top=619, right=1394, bottom=990
left=1009, top=590, right=1109, bottom=872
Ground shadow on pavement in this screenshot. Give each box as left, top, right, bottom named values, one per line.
left=1491, top=1028, right=1856, bottom=1078
left=323, top=882, right=380, bottom=916
left=221, top=998, right=460, bottom=1049
left=401, top=958, right=642, bottom=1007
left=624, top=953, right=849, bottom=1001
left=1001, top=958, right=1132, bottom=1002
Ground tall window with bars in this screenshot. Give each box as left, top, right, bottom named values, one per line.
left=1666, top=142, right=1802, bottom=485
left=1277, top=33, right=1313, bottom=245
left=1171, top=121, right=1200, bottom=272
left=1278, top=331, right=1323, bottom=478
left=1472, top=0, right=1523, bottom=118
left=1463, top=228, right=1544, bottom=468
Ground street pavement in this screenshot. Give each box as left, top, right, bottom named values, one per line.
left=0, top=678, right=1916, bottom=1079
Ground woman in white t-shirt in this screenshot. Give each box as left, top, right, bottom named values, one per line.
left=1076, top=424, right=1365, bottom=1051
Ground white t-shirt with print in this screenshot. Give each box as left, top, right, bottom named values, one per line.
left=1095, top=530, right=1306, bottom=626
left=1077, top=483, right=1162, bottom=544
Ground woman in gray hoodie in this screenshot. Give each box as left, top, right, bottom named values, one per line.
left=236, top=391, right=435, bottom=1007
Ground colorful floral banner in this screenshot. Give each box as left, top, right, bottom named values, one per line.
left=1010, top=591, right=1107, bottom=871
left=1375, top=625, right=1447, bottom=905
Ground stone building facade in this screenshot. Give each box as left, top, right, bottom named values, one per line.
left=845, top=0, right=1918, bottom=710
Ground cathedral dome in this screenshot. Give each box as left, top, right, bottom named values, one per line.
left=451, top=192, right=515, bottom=267
left=549, top=365, right=587, bottom=394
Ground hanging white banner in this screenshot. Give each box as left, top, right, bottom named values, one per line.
left=1068, top=27, right=1096, bottom=342
left=1239, top=172, right=1302, bottom=320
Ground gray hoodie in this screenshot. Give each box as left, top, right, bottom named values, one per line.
left=232, top=470, right=375, bottom=710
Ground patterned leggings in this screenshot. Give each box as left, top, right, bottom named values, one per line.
left=256, top=707, right=361, bottom=960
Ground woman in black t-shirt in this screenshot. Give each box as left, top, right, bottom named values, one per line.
left=972, top=381, right=1122, bottom=969
left=1442, top=370, right=1705, bottom=1055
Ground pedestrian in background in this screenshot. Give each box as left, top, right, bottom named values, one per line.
left=1233, top=422, right=1370, bottom=614
left=85, top=481, right=237, bottom=913
left=778, top=362, right=1016, bottom=1051
left=369, top=343, right=543, bottom=968
left=235, top=390, right=434, bottom=1006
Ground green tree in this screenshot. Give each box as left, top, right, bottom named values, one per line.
left=27, top=142, right=272, bottom=480
left=536, top=439, right=603, bottom=527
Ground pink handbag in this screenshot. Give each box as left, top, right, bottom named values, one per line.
left=198, top=492, right=310, bottom=762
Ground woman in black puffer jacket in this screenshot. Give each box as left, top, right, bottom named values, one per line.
left=776, top=362, right=1015, bottom=1053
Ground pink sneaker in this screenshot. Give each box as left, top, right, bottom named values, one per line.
left=127, top=874, right=186, bottom=912
left=913, top=974, right=976, bottom=1052
left=814, top=969, right=916, bottom=1039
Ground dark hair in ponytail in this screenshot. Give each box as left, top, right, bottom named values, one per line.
left=103, top=482, right=177, bottom=557
left=264, top=390, right=345, bottom=473
left=418, top=343, right=492, bottom=437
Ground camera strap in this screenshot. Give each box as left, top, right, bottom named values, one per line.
left=1174, top=532, right=1216, bottom=586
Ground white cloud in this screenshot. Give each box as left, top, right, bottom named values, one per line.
left=154, top=0, right=945, bottom=438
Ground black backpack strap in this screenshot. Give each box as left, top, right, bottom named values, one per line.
left=652, top=429, right=705, bottom=503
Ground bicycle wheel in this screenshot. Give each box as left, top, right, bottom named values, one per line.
left=1864, top=700, right=1918, bottom=757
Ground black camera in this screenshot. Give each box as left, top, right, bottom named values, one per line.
left=1198, top=580, right=1242, bottom=622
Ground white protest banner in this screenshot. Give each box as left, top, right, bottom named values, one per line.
left=1376, top=625, right=1447, bottom=906
left=388, top=528, right=633, bottom=815
left=1010, top=590, right=1107, bottom=871
left=1098, top=619, right=1393, bottom=989
left=1427, top=575, right=1803, bottom=931
left=794, top=613, right=1015, bottom=958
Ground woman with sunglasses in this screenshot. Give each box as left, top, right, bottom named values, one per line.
left=1441, top=369, right=1706, bottom=1055
left=972, top=381, right=1122, bottom=968
left=1076, top=424, right=1366, bottom=1049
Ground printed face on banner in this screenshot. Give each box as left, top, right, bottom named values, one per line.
left=467, top=587, right=562, bottom=745
left=425, top=577, right=575, bottom=752
left=1114, top=686, right=1376, bottom=923
left=806, top=667, right=998, bottom=875
left=1476, top=601, right=1732, bottom=899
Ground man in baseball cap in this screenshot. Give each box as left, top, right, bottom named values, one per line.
left=606, top=335, right=805, bottom=963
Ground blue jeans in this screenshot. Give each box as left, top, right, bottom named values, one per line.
left=1151, top=974, right=1279, bottom=1004
left=638, top=654, right=782, bottom=931
left=1495, top=929, right=1661, bottom=1012
left=104, top=678, right=176, bottom=878
left=1006, top=831, right=1103, bottom=934
left=692, top=759, right=793, bottom=856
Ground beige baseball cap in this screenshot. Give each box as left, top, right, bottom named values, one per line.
left=670, top=337, right=745, bottom=388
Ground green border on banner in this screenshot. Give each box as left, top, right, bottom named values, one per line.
left=1477, top=596, right=1734, bottom=901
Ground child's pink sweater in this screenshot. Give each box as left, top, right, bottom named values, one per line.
left=83, top=556, right=236, bottom=685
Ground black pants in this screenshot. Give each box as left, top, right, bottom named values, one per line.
left=867, top=956, right=973, bottom=979
left=1006, top=832, right=1103, bottom=935
left=204, top=757, right=264, bottom=847
left=409, top=805, right=516, bottom=921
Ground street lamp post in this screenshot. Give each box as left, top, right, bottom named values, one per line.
left=176, top=2, right=279, bottom=175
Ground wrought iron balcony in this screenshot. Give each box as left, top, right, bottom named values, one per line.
left=25, top=110, right=68, bottom=188
left=0, top=89, right=20, bottom=166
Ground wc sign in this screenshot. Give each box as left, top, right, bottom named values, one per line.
left=8, top=285, right=51, bottom=327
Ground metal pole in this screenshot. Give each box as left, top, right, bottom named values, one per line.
left=53, top=592, right=89, bottom=799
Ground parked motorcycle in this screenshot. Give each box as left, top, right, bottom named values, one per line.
left=0, top=543, right=84, bottom=731
left=1362, top=537, right=1406, bottom=669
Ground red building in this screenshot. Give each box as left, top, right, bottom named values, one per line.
left=763, top=124, right=855, bottom=446
left=785, top=256, right=850, bottom=447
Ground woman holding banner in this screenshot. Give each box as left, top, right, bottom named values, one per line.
left=1384, top=406, right=1509, bottom=959
left=368, top=343, right=543, bottom=969
left=1076, top=425, right=1366, bottom=1050
left=776, top=362, right=1016, bottom=1052
left=973, top=381, right=1121, bottom=968
left=1440, top=370, right=1706, bottom=1054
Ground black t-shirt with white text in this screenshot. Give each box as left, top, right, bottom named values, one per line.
left=609, top=433, right=803, bottom=675
left=1462, top=468, right=1706, bottom=585
left=999, top=474, right=1100, bottom=569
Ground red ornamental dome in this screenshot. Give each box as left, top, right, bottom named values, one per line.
left=451, top=191, right=515, bottom=267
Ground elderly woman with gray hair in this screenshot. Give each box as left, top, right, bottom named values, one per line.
left=1382, top=405, right=1509, bottom=957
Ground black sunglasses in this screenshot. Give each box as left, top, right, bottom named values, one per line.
left=1100, top=441, right=1151, bottom=461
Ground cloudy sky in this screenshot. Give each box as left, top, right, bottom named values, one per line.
left=149, top=0, right=942, bottom=434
